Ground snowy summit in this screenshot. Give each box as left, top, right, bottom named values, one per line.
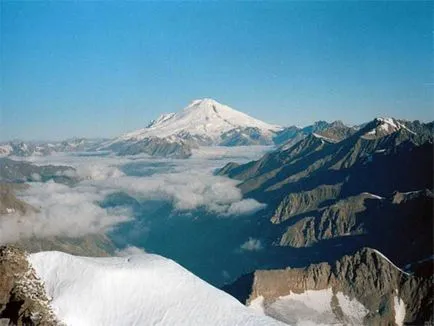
left=113, top=98, right=282, bottom=146
left=362, top=117, right=415, bottom=139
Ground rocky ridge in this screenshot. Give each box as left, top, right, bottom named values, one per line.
left=224, top=248, right=433, bottom=325
left=0, top=246, right=60, bottom=325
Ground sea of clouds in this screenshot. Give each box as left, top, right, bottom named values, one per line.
left=1, top=146, right=271, bottom=244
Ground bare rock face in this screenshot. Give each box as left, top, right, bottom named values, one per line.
left=271, top=184, right=342, bottom=224
left=278, top=193, right=373, bottom=247
left=0, top=246, right=60, bottom=325
left=224, top=248, right=433, bottom=325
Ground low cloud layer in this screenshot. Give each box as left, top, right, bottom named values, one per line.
left=0, top=181, right=130, bottom=244
left=115, top=245, right=147, bottom=256
left=1, top=147, right=269, bottom=243
left=240, top=238, right=263, bottom=251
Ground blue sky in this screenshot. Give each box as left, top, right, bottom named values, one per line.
left=1, top=1, right=432, bottom=141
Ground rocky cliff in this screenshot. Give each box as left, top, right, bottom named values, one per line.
left=0, top=246, right=60, bottom=325
left=224, top=248, right=433, bottom=325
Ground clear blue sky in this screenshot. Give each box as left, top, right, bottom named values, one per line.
left=1, top=1, right=432, bottom=141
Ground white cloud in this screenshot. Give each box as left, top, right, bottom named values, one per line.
left=30, top=173, right=41, bottom=181
left=0, top=181, right=130, bottom=244
left=2, top=147, right=270, bottom=243
left=227, top=199, right=266, bottom=216
left=240, top=238, right=263, bottom=251
left=115, top=246, right=146, bottom=256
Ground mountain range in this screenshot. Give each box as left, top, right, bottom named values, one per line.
left=2, top=99, right=431, bottom=161
left=217, top=115, right=433, bottom=324
left=2, top=99, right=283, bottom=158
left=0, top=99, right=432, bottom=325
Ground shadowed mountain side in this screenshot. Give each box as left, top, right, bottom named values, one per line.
left=217, top=118, right=433, bottom=280
left=277, top=190, right=433, bottom=266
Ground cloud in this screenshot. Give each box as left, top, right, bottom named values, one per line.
left=0, top=181, right=130, bottom=244
left=30, top=173, right=41, bottom=181
left=115, top=245, right=146, bottom=256
left=1, top=147, right=270, bottom=243
left=227, top=199, right=266, bottom=216
left=240, top=238, right=263, bottom=251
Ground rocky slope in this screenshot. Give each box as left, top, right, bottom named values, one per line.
left=218, top=117, right=433, bottom=270
left=273, top=120, right=357, bottom=149
left=279, top=190, right=432, bottom=254
left=0, top=246, right=60, bottom=325
left=223, top=248, right=433, bottom=325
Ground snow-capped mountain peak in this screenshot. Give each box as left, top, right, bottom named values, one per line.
left=362, top=117, right=416, bottom=138
left=116, top=98, right=282, bottom=145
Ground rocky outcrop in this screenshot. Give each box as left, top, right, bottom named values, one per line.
left=278, top=193, right=374, bottom=247
left=271, top=184, right=342, bottom=224
left=224, top=248, right=433, bottom=325
left=0, top=246, right=60, bottom=325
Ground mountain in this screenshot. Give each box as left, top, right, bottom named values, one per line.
left=223, top=248, right=433, bottom=325
left=273, top=120, right=358, bottom=149
left=116, top=98, right=281, bottom=145
left=277, top=190, right=433, bottom=254
left=0, top=158, right=77, bottom=184
left=0, top=246, right=284, bottom=326
left=102, top=98, right=282, bottom=157
left=217, top=117, right=433, bottom=269
left=0, top=138, right=106, bottom=158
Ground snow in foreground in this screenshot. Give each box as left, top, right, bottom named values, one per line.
left=28, top=251, right=283, bottom=326
left=249, top=289, right=369, bottom=326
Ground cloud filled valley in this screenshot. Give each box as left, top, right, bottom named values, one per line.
left=1, top=146, right=270, bottom=247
